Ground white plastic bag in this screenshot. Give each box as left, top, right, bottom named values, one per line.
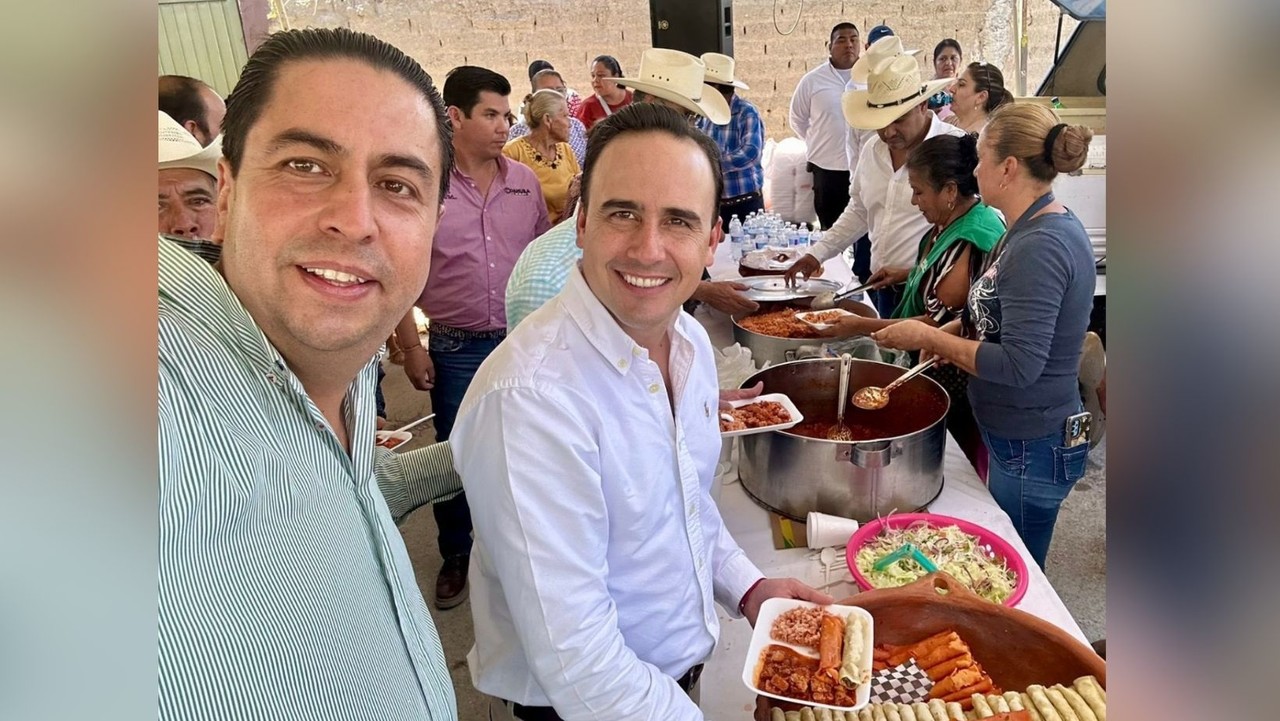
left=714, top=343, right=765, bottom=389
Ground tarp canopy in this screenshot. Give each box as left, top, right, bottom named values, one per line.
left=1047, top=0, right=1105, bottom=21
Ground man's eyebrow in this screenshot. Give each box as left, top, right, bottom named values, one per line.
left=375, top=153, right=435, bottom=185
left=599, top=199, right=642, bottom=212
left=181, top=188, right=215, bottom=199
left=264, top=129, right=345, bottom=157
left=664, top=207, right=703, bottom=225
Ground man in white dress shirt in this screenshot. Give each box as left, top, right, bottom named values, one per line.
left=786, top=45, right=962, bottom=318
left=451, top=103, right=831, bottom=721
left=789, top=22, right=861, bottom=230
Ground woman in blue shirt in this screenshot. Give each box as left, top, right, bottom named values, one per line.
left=870, top=104, right=1097, bottom=568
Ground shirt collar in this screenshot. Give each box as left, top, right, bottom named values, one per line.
left=159, top=235, right=288, bottom=376
left=560, top=266, right=689, bottom=377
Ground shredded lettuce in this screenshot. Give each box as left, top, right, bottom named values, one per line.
left=853, top=522, right=1018, bottom=604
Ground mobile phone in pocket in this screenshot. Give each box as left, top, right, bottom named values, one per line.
left=1064, top=411, right=1092, bottom=448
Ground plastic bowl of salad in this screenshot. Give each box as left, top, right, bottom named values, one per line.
left=845, top=512, right=1028, bottom=607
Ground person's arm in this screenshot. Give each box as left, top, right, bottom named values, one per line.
left=532, top=186, right=553, bottom=238
left=806, top=155, right=870, bottom=263
left=692, top=280, right=759, bottom=315
left=931, top=244, right=975, bottom=311
left=452, top=388, right=702, bottom=720
left=395, top=310, right=434, bottom=391
left=375, top=441, right=462, bottom=522
left=721, top=105, right=765, bottom=172
left=970, top=231, right=1072, bottom=387
left=788, top=78, right=810, bottom=140
left=872, top=319, right=980, bottom=376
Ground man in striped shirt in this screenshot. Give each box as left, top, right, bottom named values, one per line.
left=159, top=28, right=461, bottom=720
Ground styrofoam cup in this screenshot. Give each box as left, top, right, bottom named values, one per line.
left=806, top=511, right=860, bottom=549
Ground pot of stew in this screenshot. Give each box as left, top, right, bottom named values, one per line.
left=737, top=358, right=949, bottom=522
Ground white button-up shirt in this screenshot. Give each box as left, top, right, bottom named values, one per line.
left=811, top=112, right=966, bottom=272
left=451, top=268, right=764, bottom=720
left=789, top=60, right=854, bottom=171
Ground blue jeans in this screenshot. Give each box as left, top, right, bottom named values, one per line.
left=428, top=332, right=505, bottom=559
left=981, top=425, right=1090, bottom=569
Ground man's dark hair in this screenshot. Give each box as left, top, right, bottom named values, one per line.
left=527, top=59, right=553, bottom=80
left=220, top=27, right=453, bottom=201
left=443, top=65, right=512, bottom=117
left=906, top=133, right=981, bottom=197
left=581, top=103, right=724, bottom=216
left=159, top=75, right=215, bottom=139
left=830, top=22, right=859, bottom=42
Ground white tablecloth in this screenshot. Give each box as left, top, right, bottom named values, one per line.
left=693, top=241, right=1089, bottom=718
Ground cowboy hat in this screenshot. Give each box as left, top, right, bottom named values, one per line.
left=851, top=35, right=921, bottom=85
left=700, top=52, right=749, bottom=90
left=842, top=54, right=953, bottom=130
left=158, top=111, right=222, bottom=179
left=609, top=48, right=730, bottom=125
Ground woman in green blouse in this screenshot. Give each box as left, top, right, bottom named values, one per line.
left=823, top=133, right=1004, bottom=477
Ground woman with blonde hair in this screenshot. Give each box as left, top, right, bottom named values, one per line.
left=503, top=89, right=581, bottom=222
left=871, top=104, right=1097, bottom=569
left=946, top=61, right=1014, bottom=133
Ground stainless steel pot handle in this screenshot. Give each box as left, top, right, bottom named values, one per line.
left=849, top=441, right=891, bottom=468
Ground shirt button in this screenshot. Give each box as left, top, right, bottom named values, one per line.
left=631, top=347, right=643, bottom=357
left=489, top=262, right=496, bottom=268
left=648, top=383, right=659, bottom=393
left=617, top=359, right=627, bottom=369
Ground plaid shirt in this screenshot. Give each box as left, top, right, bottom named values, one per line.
left=504, top=211, right=582, bottom=329
left=698, top=93, right=764, bottom=199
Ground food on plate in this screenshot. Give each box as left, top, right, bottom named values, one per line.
left=817, top=614, right=846, bottom=682
left=375, top=434, right=406, bottom=449
left=852, top=523, right=1019, bottom=604
left=838, top=612, right=870, bottom=689
left=765, top=676, right=1103, bottom=720
left=771, top=606, right=828, bottom=648
left=757, top=644, right=860, bottom=707
left=738, top=308, right=825, bottom=339
left=721, top=400, right=792, bottom=432
left=802, top=310, right=847, bottom=325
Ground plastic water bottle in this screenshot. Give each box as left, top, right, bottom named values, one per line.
left=728, top=214, right=745, bottom=261
left=809, top=228, right=823, bottom=250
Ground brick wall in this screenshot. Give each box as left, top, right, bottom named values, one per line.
left=273, top=0, right=1078, bottom=140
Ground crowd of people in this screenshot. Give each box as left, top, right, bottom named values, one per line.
left=157, top=20, right=1102, bottom=721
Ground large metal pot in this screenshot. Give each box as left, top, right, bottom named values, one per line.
left=737, top=358, right=949, bottom=522
left=731, top=299, right=877, bottom=367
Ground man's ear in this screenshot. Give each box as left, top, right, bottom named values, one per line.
left=211, top=156, right=233, bottom=245
left=575, top=204, right=588, bottom=250
left=447, top=106, right=463, bottom=131
left=706, top=221, right=724, bottom=266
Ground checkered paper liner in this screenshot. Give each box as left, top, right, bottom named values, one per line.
left=868, top=660, right=933, bottom=705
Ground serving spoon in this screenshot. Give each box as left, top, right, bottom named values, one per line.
left=851, top=357, right=940, bottom=410
left=826, top=354, right=855, bottom=440
left=809, top=279, right=878, bottom=311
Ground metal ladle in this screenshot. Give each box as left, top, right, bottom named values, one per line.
left=810, top=279, right=878, bottom=311
left=851, top=357, right=940, bottom=410
left=826, top=354, right=855, bottom=440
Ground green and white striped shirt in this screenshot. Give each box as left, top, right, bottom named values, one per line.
left=158, top=237, right=460, bottom=720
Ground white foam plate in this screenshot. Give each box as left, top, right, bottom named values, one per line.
left=742, top=598, right=874, bottom=712
left=719, top=393, right=804, bottom=438
left=794, top=308, right=857, bottom=331
left=374, top=430, right=412, bottom=451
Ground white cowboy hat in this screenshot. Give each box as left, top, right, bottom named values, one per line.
left=842, top=54, right=953, bottom=130
left=158, top=110, right=222, bottom=179
left=700, top=52, right=749, bottom=90
left=851, top=35, right=922, bottom=85
left=609, top=48, right=730, bottom=125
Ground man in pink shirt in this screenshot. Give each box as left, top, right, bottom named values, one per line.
left=394, top=66, right=551, bottom=609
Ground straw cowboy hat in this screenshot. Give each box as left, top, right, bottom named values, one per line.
left=609, top=48, right=730, bottom=125
left=851, top=35, right=921, bottom=85
left=700, top=52, right=749, bottom=90
left=842, top=54, right=953, bottom=130
left=158, top=110, right=222, bottom=179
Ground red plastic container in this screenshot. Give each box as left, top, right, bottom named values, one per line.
left=845, top=512, right=1029, bottom=607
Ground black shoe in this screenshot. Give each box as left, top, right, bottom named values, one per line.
left=434, top=554, right=469, bottom=609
